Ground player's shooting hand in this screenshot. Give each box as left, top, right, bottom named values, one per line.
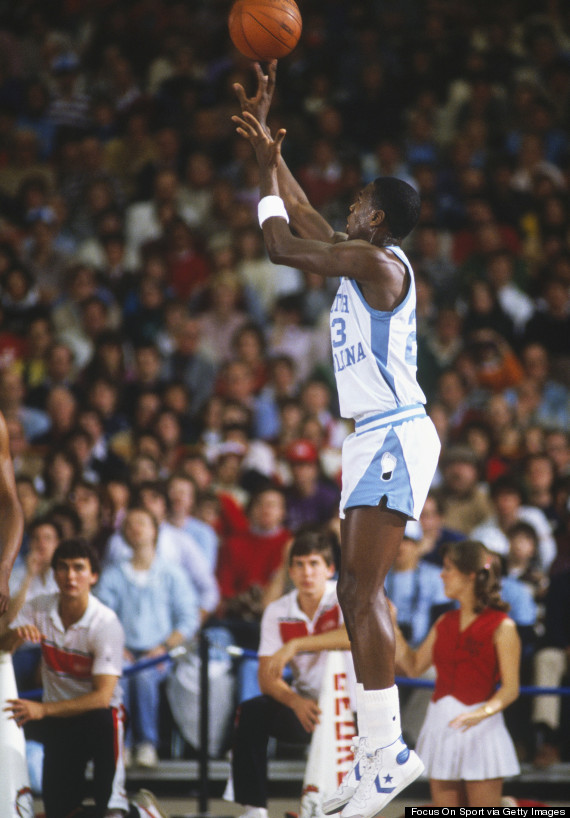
left=233, top=60, right=277, bottom=132
left=293, top=695, right=321, bottom=733
left=266, top=640, right=298, bottom=678
left=232, top=111, right=285, bottom=170
left=5, top=697, right=45, bottom=726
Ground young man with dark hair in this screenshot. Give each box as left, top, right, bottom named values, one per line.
left=1, top=538, right=166, bottom=818
left=231, top=530, right=352, bottom=818
left=232, top=62, right=440, bottom=816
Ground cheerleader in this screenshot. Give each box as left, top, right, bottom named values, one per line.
left=393, top=540, right=521, bottom=807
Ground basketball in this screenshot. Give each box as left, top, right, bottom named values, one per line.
left=228, top=0, right=302, bottom=61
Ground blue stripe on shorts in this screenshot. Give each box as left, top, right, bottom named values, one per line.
left=345, top=427, right=413, bottom=516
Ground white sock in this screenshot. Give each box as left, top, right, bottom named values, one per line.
left=361, top=685, right=401, bottom=748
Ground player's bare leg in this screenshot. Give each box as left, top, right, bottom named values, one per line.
left=324, top=502, right=423, bottom=818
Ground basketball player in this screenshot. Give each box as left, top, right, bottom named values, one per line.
left=233, top=62, right=440, bottom=818
left=0, top=410, right=24, bottom=616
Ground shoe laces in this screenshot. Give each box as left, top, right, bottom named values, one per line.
left=349, top=749, right=383, bottom=807
left=334, top=738, right=370, bottom=796
left=351, top=737, right=368, bottom=761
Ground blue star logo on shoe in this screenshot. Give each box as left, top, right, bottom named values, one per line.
left=373, top=773, right=395, bottom=794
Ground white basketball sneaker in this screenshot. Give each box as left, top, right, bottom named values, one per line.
left=340, top=736, right=424, bottom=818
left=322, top=737, right=370, bottom=815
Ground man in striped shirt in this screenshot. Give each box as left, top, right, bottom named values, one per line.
left=1, top=538, right=165, bottom=818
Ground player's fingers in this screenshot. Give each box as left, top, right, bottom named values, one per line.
left=231, top=117, right=253, bottom=136
left=254, top=62, right=266, bottom=85
left=233, top=83, right=246, bottom=105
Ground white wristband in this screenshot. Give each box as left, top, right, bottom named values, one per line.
left=258, top=195, right=289, bottom=227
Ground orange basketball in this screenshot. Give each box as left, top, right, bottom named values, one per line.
left=229, top=0, right=302, bottom=61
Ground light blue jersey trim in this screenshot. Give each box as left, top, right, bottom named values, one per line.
left=355, top=403, right=425, bottom=435
left=346, top=245, right=413, bottom=320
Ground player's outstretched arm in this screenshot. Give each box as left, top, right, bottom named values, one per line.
left=233, top=60, right=338, bottom=243
left=233, top=111, right=385, bottom=281
left=0, top=412, right=24, bottom=615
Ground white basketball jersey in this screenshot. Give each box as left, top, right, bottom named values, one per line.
left=329, top=246, right=426, bottom=419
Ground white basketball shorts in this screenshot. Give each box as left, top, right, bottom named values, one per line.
left=339, top=403, right=441, bottom=520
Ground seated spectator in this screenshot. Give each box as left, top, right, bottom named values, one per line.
left=26, top=340, right=77, bottom=412
left=7, top=416, right=44, bottom=483
left=34, top=382, right=79, bottom=444
left=232, top=322, right=270, bottom=396
left=417, top=490, right=466, bottom=566
left=283, top=439, right=340, bottom=534
left=298, top=378, right=348, bottom=449
left=69, top=479, right=114, bottom=562
left=78, top=397, right=129, bottom=464
left=15, top=476, right=42, bottom=552
left=522, top=452, right=558, bottom=526
left=20, top=315, right=54, bottom=395
left=196, top=270, right=249, bottom=366
left=438, top=444, right=494, bottom=535
left=544, top=429, right=570, bottom=479
left=0, top=538, right=167, bottom=818
left=122, top=275, right=167, bottom=348
left=216, top=486, right=292, bottom=627
left=462, top=278, right=517, bottom=348
left=210, top=440, right=250, bottom=510
left=466, top=328, right=524, bottom=393
left=4, top=517, right=61, bottom=689
left=504, top=521, right=549, bottom=605
left=95, top=506, right=200, bottom=769
left=229, top=530, right=352, bottom=818
left=267, top=294, right=325, bottom=387
left=39, top=449, right=82, bottom=513
left=484, top=249, right=534, bottom=336
left=523, top=276, right=570, bottom=385
left=161, top=315, right=217, bottom=419
left=104, top=480, right=219, bottom=622
left=470, top=474, right=556, bottom=573
left=152, top=407, right=187, bottom=474
left=121, top=341, right=165, bottom=419
left=1, top=263, right=45, bottom=336
left=101, top=476, right=132, bottom=533
left=166, top=472, right=219, bottom=571
left=385, top=520, right=448, bottom=648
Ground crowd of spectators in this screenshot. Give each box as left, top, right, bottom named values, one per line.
left=0, top=0, right=569, bottom=772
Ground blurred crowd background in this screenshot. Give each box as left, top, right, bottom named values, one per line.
left=0, top=0, right=569, bottom=776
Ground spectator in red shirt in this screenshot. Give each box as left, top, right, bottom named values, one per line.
left=216, top=485, right=292, bottom=612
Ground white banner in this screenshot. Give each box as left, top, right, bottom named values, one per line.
left=300, top=651, right=357, bottom=818
left=0, top=652, right=34, bottom=817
